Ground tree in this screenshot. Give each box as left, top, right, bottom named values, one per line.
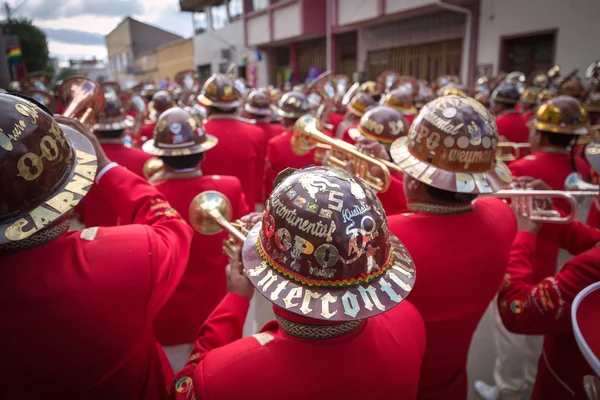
left=2, top=18, right=50, bottom=73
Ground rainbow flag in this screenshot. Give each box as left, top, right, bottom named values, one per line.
left=7, top=46, right=22, bottom=62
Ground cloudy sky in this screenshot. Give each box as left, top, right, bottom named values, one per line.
left=12, top=0, right=194, bottom=64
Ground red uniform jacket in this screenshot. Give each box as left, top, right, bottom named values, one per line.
left=341, top=122, right=359, bottom=144
left=140, top=121, right=156, bottom=143
left=203, top=115, right=267, bottom=208
left=377, top=173, right=407, bottom=216
left=404, top=113, right=416, bottom=128
left=77, top=142, right=153, bottom=227
left=171, top=294, right=426, bottom=400
left=0, top=166, right=193, bottom=399
left=496, top=110, right=529, bottom=143
left=54, top=101, right=65, bottom=115
left=152, top=173, right=250, bottom=345
left=256, top=121, right=286, bottom=142
left=498, top=222, right=600, bottom=400
left=510, top=150, right=591, bottom=281
left=264, top=128, right=325, bottom=198
left=388, top=198, right=517, bottom=400
left=327, top=112, right=345, bottom=135
left=522, top=111, right=535, bottom=123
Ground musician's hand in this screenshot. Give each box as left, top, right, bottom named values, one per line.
left=226, top=247, right=254, bottom=301
left=355, top=137, right=391, bottom=161
left=241, top=212, right=262, bottom=226
left=519, top=177, right=552, bottom=191
left=511, top=205, right=541, bottom=234
left=54, top=115, right=111, bottom=171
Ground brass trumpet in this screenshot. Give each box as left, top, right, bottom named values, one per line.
left=496, top=142, right=531, bottom=162
left=565, top=172, right=600, bottom=194
left=58, top=76, right=105, bottom=125
left=189, top=191, right=249, bottom=260
left=143, top=157, right=164, bottom=182
left=489, top=189, right=580, bottom=223
left=292, top=115, right=392, bottom=193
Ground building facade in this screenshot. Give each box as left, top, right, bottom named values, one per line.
left=105, top=17, right=183, bottom=85
left=180, top=0, right=597, bottom=88
left=156, top=38, right=195, bottom=81
left=69, top=58, right=109, bottom=83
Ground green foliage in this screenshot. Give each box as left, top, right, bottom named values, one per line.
left=2, top=18, right=50, bottom=74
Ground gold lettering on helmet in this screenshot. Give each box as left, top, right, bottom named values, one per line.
left=48, top=121, right=67, bottom=148
left=15, top=102, right=39, bottom=125
left=455, top=173, right=492, bottom=193
left=362, top=119, right=384, bottom=135
left=17, top=152, right=44, bottom=181
left=320, top=292, right=338, bottom=319
left=5, top=150, right=96, bottom=241
left=10, top=120, right=26, bottom=141
left=223, top=86, right=233, bottom=96
left=448, top=149, right=493, bottom=169
left=299, top=289, right=320, bottom=315
left=389, top=120, right=404, bottom=136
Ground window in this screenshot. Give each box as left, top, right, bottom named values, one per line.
left=193, top=11, right=208, bottom=33
left=211, top=4, right=228, bottom=30
left=251, top=0, right=269, bottom=12
left=228, top=0, right=243, bottom=19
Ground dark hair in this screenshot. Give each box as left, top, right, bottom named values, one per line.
left=210, top=106, right=237, bottom=114
left=160, top=153, right=205, bottom=169
left=425, top=184, right=478, bottom=204
left=541, top=131, right=578, bottom=172
left=97, top=129, right=123, bottom=138
left=495, top=100, right=517, bottom=109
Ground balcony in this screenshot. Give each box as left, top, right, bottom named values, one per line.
left=180, top=0, right=225, bottom=12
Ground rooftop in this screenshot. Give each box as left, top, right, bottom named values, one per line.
left=179, top=0, right=225, bottom=12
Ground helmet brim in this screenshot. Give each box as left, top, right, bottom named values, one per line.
left=142, top=134, right=218, bottom=157
left=241, top=222, right=416, bottom=322
left=0, top=125, right=98, bottom=245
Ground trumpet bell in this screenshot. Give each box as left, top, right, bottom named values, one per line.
left=143, top=157, right=164, bottom=180
left=565, top=172, right=600, bottom=192
left=291, top=115, right=319, bottom=156
left=59, top=76, right=105, bottom=124
left=189, top=190, right=233, bottom=235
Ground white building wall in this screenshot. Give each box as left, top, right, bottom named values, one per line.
left=385, top=0, right=437, bottom=14
left=338, top=0, right=378, bottom=25
left=478, top=0, right=600, bottom=75
left=193, top=19, right=249, bottom=77
left=272, top=2, right=301, bottom=41
left=247, top=13, right=269, bottom=46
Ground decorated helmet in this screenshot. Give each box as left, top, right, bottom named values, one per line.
left=491, top=83, right=520, bottom=106
left=415, top=88, right=436, bottom=110
left=381, top=88, right=417, bottom=116
left=276, top=91, right=310, bottom=119
left=0, top=93, right=97, bottom=247
left=269, top=88, right=283, bottom=104
left=530, top=95, right=590, bottom=135
left=437, top=83, right=469, bottom=97
left=572, top=281, right=600, bottom=376
left=94, top=94, right=134, bottom=132
left=537, top=88, right=559, bottom=106
left=347, top=92, right=376, bottom=117
left=348, top=106, right=408, bottom=148
left=197, top=73, right=241, bottom=109
left=474, top=91, right=490, bottom=108
left=390, top=95, right=512, bottom=194
left=560, top=78, right=584, bottom=99
left=584, top=92, right=600, bottom=126
left=520, top=87, right=541, bottom=106
left=359, top=81, right=383, bottom=99
left=151, top=91, right=173, bottom=115
left=244, top=89, right=273, bottom=117
left=141, top=84, right=158, bottom=100
left=241, top=165, right=416, bottom=321
left=142, top=107, right=218, bottom=157
left=585, top=142, right=600, bottom=174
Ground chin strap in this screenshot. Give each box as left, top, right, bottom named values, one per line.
left=275, top=314, right=363, bottom=339
left=407, top=202, right=473, bottom=215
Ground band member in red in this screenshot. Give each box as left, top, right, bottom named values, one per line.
left=381, top=88, right=418, bottom=127
left=245, top=88, right=285, bottom=141
left=476, top=95, right=593, bottom=400
left=493, top=171, right=600, bottom=399
left=143, top=108, right=249, bottom=372
left=572, top=282, right=600, bottom=398
left=171, top=166, right=426, bottom=400
left=0, top=94, right=193, bottom=399
left=337, top=92, right=376, bottom=140
left=584, top=93, right=600, bottom=228
left=139, top=91, right=174, bottom=145
left=200, top=73, right=267, bottom=209
left=520, top=87, right=540, bottom=123
left=347, top=105, right=409, bottom=215
left=492, top=83, right=529, bottom=144
left=387, top=95, right=517, bottom=400
left=76, top=94, right=153, bottom=227
left=264, top=91, right=317, bottom=195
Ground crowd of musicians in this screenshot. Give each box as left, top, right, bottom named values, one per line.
left=1, top=63, right=600, bottom=400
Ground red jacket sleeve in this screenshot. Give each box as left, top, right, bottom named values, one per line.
left=498, top=231, right=600, bottom=335
left=539, top=220, right=600, bottom=255
left=97, top=166, right=194, bottom=317
left=252, top=127, right=268, bottom=205
left=377, top=174, right=407, bottom=216
left=170, top=293, right=250, bottom=399
left=264, top=140, right=279, bottom=199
